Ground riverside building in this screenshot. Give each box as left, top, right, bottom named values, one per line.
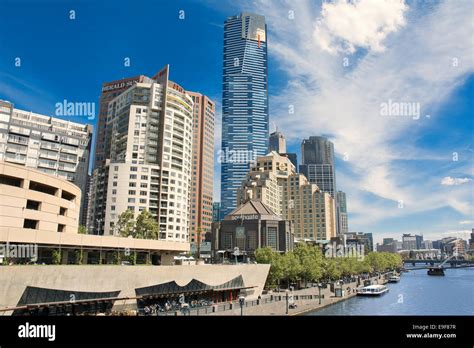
left=0, top=100, right=92, bottom=226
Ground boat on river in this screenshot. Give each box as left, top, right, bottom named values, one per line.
left=388, top=275, right=400, bottom=283
left=356, top=284, right=389, bottom=296
left=427, top=267, right=445, bottom=276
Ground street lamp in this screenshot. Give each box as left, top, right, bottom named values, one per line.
left=318, top=283, right=322, bottom=305
left=239, top=296, right=245, bottom=316
left=285, top=290, right=289, bottom=315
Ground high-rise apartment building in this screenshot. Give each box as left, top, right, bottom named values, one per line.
left=94, top=75, right=147, bottom=168
left=220, top=12, right=269, bottom=218
left=0, top=100, right=92, bottom=226
left=237, top=151, right=336, bottom=241
left=269, top=130, right=286, bottom=153
left=336, top=191, right=349, bottom=234
left=89, top=66, right=196, bottom=246
left=188, top=92, right=215, bottom=244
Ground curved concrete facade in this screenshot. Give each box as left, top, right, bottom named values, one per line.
left=0, top=161, right=81, bottom=234
left=0, top=264, right=270, bottom=314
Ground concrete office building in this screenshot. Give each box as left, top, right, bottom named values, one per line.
left=187, top=92, right=215, bottom=245
left=237, top=151, right=337, bottom=242
left=0, top=161, right=186, bottom=265
left=89, top=66, right=195, bottom=251
left=220, top=12, right=269, bottom=219
left=0, top=100, right=92, bottom=227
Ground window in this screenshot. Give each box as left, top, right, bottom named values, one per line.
left=29, top=181, right=57, bottom=196
left=57, top=224, right=65, bottom=232
left=61, top=190, right=76, bottom=201
left=0, top=174, right=23, bottom=187
left=23, top=219, right=38, bottom=229
left=140, top=191, right=147, bottom=196
left=26, top=200, right=41, bottom=211
left=59, top=207, right=67, bottom=216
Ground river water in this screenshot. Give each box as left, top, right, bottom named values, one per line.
left=306, top=268, right=474, bottom=315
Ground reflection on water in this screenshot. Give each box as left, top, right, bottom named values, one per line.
left=307, top=268, right=474, bottom=315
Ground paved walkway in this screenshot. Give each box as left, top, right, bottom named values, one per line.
left=201, top=275, right=387, bottom=316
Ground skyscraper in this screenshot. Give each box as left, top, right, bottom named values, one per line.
left=269, top=130, right=286, bottom=153
left=299, top=136, right=336, bottom=197
left=188, top=92, right=215, bottom=244
left=336, top=191, right=349, bottom=234
left=220, top=12, right=269, bottom=218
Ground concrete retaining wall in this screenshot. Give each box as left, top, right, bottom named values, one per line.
left=0, top=264, right=270, bottom=313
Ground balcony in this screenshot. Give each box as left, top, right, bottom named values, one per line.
left=7, top=135, right=29, bottom=145
left=40, top=142, right=60, bottom=151
left=4, top=152, right=26, bottom=164
left=5, top=145, right=27, bottom=154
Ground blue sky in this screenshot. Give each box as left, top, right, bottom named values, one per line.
left=0, top=0, right=472, bottom=244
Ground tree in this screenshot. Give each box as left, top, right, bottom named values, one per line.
left=282, top=252, right=303, bottom=288
left=117, top=210, right=135, bottom=237
left=52, top=249, right=62, bottom=265
left=74, top=250, right=83, bottom=265
left=78, top=225, right=87, bottom=234
left=196, top=226, right=203, bottom=259
left=294, top=244, right=324, bottom=285
left=135, top=210, right=158, bottom=239
left=255, top=247, right=285, bottom=288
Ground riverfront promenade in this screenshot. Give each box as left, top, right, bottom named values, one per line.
left=193, top=274, right=389, bottom=316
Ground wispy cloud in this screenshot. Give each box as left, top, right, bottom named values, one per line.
left=441, top=176, right=472, bottom=186
left=248, top=0, right=474, bottom=233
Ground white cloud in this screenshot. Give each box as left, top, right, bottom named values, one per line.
left=314, top=0, right=408, bottom=54
left=459, top=220, right=473, bottom=225
left=249, top=0, right=474, bottom=230
left=441, top=176, right=472, bottom=186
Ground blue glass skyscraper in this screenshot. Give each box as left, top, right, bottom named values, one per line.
left=220, top=13, right=269, bottom=218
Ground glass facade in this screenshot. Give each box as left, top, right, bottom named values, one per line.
left=220, top=13, right=269, bottom=218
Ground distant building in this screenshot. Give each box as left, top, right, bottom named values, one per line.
left=280, top=152, right=297, bottom=169
left=445, top=239, right=466, bottom=256
left=402, top=234, right=423, bottom=250
left=376, top=238, right=398, bottom=253
left=269, top=130, right=286, bottom=153
left=422, top=240, right=433, bottom=250
left=469, top=229, right=474, bottom=250
left=299, top=136, right=336, bottom=198
left=345, top=232, right=373, bottom=253
left=212, top=202, right=221, bottom=222
left=211, top=200, right=294, bottom=260
left=336, top=191, right=349, bottom=234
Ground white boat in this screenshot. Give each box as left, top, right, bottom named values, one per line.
left=388, top=275, right=400, bottom=283
left=356, top=284, right=389, bottom=296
